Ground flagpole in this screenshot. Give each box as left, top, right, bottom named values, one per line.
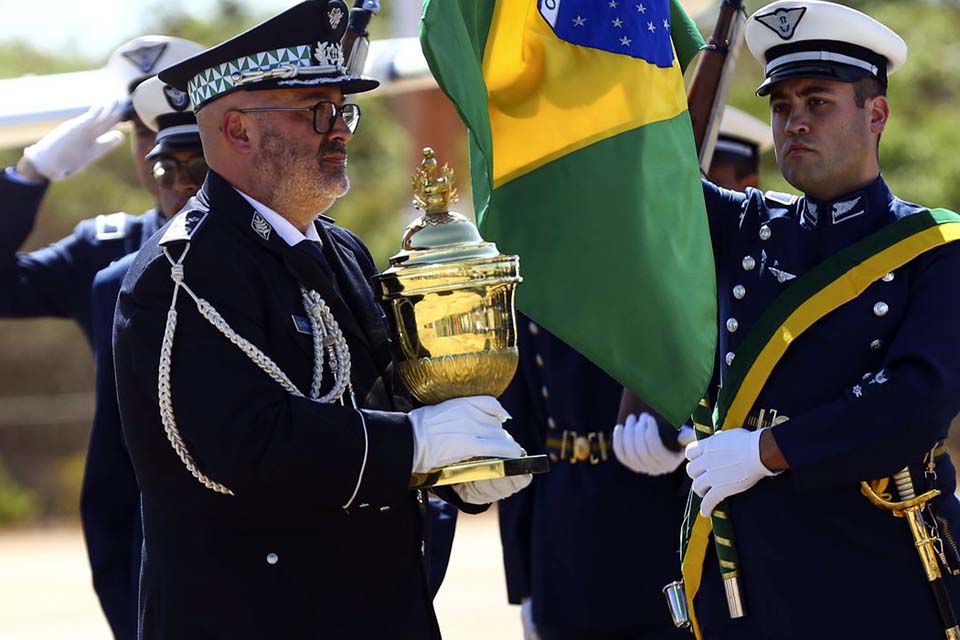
left=616, top=0, right=750, bottom=625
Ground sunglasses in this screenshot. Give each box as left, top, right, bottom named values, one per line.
left=152, top=156, right=208, bottom=188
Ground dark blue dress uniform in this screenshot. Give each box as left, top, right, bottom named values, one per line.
left=696, top=176, right=960, bottom=639
left=0, top=168, right=164, bottom=345
left=499, top=313, right=689, bottom=639
left=84, top=253, right=140, bottom=640
left=113, top=171, right=480, bottom=639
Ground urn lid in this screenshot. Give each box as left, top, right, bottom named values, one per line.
left=389, top=147, right=500, bottom=267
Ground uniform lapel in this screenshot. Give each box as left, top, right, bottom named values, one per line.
left=314, top=221, right=393, bottom=369
left=200, top=172, right=367, bottom=348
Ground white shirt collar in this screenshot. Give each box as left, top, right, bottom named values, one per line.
left=234, top=188, right=322, bottom=246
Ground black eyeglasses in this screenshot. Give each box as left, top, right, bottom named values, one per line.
left=152, top=156, right=208, bottom=188
left=236, top=101, right=361, bottom=134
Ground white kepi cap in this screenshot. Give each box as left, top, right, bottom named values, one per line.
left=745, top=0, right=907, bottom=96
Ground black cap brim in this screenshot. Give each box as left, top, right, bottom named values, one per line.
left=756, top=62, right=876, bottom=96
left=146, top=133, right=203, bottom=160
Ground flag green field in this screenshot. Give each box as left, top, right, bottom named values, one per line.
left=420, top=0, right=715, bottom=425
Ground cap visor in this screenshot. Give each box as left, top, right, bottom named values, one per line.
left=756, top=63, right=874, bottom=96
left=146, top=133, right=203, bottom=160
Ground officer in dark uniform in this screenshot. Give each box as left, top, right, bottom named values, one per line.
left=498, top=110, right=772, bottom=640
left=82, top=74, right=207, bottom=640
left=113, top=3, right=529, bottom=638
left=0, top=36, right=203, bottom=345
left=618, top=2, right=960, bottom=638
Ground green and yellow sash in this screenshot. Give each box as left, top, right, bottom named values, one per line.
left=680, top=208, right=960, bottom=638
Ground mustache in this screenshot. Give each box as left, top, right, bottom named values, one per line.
left=317, top=141, right=347, bottom=156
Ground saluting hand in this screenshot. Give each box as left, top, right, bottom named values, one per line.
left=21, top=99, right=127, bottom=182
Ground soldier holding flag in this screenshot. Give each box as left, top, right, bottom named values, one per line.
left=619, top=1, right=960, bottom=638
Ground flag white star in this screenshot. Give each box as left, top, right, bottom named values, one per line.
left=647, top=21, right=656, bottom=32
left=572, top=15, right=586, bottom=26
left=609, top=0, right=618, bottom=7
left=620, top=36, right=632, bottom=46
left=612, top=17, right=623, bottom=28
left=636, top=3, right=646, bottom=12
left=663, top=18, right=670, bottom=29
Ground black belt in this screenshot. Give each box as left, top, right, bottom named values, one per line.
left=546, top=429, right=612, bottom=465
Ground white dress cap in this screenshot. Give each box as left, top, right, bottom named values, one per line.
left=745, top=1, right=907, bottom=96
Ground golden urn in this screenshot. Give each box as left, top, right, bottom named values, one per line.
left=376, top=148, right=549, bottom=488
left=374, top=148, right=522, bottom=404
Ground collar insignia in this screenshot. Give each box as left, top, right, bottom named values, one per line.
left=121, top=42, right=168, bottom=74
left=831, top=195, right=865, bottom=224
left=328, top=6, right=344, bottom=29
left=755, top=7, right=807, bottom=41
left=801, top=199, right=819, bottom=229
left=251, top=212, right=272, bottom=241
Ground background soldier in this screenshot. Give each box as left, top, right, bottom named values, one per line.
left=618, top=2, right=960, bottom=637
left=500, top=109, right=772, bottom=640
left=0, top=35, right=203, bottom=344
left=82, top=74, right=207, bottom=640
left=114, top=2, right=529, bottom=637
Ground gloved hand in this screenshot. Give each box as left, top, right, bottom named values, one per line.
left=685, top=428, right=778, bottom=517
left=612, top=412, right=695, bottom=475
left=22, top=100, right=126, bottom=181
left=520, top=597, right=540, bottom=640
left=451, top=473, right=531, bottom=505
left=409, top=395, right=520, bottom=472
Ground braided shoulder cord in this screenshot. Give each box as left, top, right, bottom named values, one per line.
left=157, top=244, right=365, bottom=504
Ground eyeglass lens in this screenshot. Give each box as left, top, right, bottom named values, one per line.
left=314, top=102, right=360, bottom=134
left=153, top=156, right=208, bottom=188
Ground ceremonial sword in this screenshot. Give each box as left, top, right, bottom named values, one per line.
left=862, top=467, right=960, bottom=640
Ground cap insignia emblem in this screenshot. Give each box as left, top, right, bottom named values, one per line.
left=251, top=213, right=272, bottom=241
left=328, top=6, right=345, bottom=29
left=755, top=7, right=807, bottom=41
left=163, top=84, right=190, bottom=111
left=314, top=41, right=345, bottom=68
left=121, top=42, right=169, bottom=74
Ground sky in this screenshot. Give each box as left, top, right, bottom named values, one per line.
left=0, top=0, right=293, bottom=60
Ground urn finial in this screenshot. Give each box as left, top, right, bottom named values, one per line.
left=411, top=147, right=459, bottom=215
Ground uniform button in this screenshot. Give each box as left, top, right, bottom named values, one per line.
left=726, top=318, right=739, bottom=333
left=759, top=225, right=771, bottom=241
left=547, top=417, right=557, bottom=430
left=742, top=256, right=756, bottom=271
left=733, top=285, right=746, bottom=300
left=541, top=385, right=549, bottom=399
left=266, top=553, right=279, bottom=565
left=535, top=354, right=544, bottom=367
left=870, top=339, right=882, bottom=351
left=725, top=352, right=735, bottom=366
left=882, top=272, right=895, bottom=282
left=873, top=302, right=889, bottom=317
left=528, top=321, right=539, bottom=335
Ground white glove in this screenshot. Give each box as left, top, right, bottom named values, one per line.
left=22, top=100, right=126, bottom=181
left=451, top=473, right=531, bottom=505
left=612, top=413, right=694, bottom=475
left=685, top=428, right=778, bottom=517
left=409, top=396, right=522, bottom=472
left=520, top=597, right=540, bottom=640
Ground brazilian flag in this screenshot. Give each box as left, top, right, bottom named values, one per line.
left=420, top=0, right=715, bottom=425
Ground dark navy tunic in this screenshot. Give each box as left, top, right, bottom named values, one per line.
left=0, top=167, right=163, bottom=345
left=697, top=176, right=960, bottom=639
left=499, top=314, right=689, bottom=639
left=113, top=171, right=480, bottom=639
